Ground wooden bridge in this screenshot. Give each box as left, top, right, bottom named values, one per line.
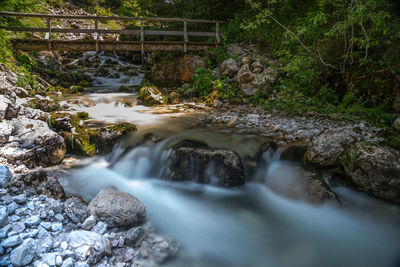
left=0, top=11, right=225, bottom=53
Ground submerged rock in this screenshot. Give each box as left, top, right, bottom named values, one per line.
left=87, top=187, right=146, bottom=227
left=341, top=143, right=400, bottom=203
left=165, top=141, right=246, bottom=187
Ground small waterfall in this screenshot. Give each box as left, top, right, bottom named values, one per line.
left=61, top=134, right=400, bottom=267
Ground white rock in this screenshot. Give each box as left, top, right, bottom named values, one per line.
left=67, top=230, right=111, bottom=261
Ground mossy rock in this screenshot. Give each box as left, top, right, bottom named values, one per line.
left=77, top=111, right=89, bottom=120
left=138, top=87, right=167, bottom=106
left=28, top=98, right=61, bottom=112
left=49, top=112, right=136, bottom=156
left=119, top=86, right=130, bottom=92
left=69, top=85, right=84, bottom=94
left=78, top=80, right=92, bottom=87
left=205, top=90, right=220, bottom=107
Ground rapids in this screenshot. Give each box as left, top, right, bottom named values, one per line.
left=61, top=52, right=400, bottom=267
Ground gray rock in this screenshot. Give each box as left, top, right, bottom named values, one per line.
left=48, top=210, right=55, bottom=217
left=64, top=196, right=88, bottom=224
left=0, top=117, right=66, bottom=167
left=10, top=238, right=37, bottom=266
left=40, top=222, right=52, bottom=231
left=11, top=222, right=25, bottom=234
left=393, top=117, right=400, bottom=132
left=1, top=235, right=22, bottom=248
left=306, top=127, right=357, bottom=167
left=7, top=202, right=18, bottom=214
left=92, top=221, right=107, bottom=235
left=0, top=189, right=7, bottom=197
left=165, top=143, right=246, bottom=187
left=124, top=227, right=144, bottom=246
left=41, top=252, right=57, bottom=266
left=15, top=207, right=27, bottom=217
left=0, top=165, right=12, bottom=188
left=20, top=229, right=38, bottom=239
left=341, top=143, right=400, bottom=203
left=81, top=215, right=96, bottom=230
left=67, top=230, right=111, bottom=263
left=25, top=215, right=41, bottom=227
left=0, top=121, right=13, bottom=145
left=0, top=206, right=7, bottom=228
left=56, top=255, right=63, bottom=266
left=51, top=222, right=63, bottom=232
left=13, top=194, right=26, bottom=204
left=61, top=257, right=74, bottom=267
left=38, top=237, right=53, bottom=254
left=54, top=214, right=64, bottom=222
left=0, top=224, right=11, bottom=239
left=88, top=187, right=146, bottom=227
left=220, top=58, right=239, bottom=78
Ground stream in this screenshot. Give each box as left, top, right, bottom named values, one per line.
left=61, top=52, right=400, bottom=267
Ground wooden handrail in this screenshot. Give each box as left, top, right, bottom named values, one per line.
left=0, top=11, right=226, bottom=24
left=0, top=11, right=225, bottom=52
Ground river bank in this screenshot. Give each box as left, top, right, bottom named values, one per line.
left=0, top=44, right=399, bottom=267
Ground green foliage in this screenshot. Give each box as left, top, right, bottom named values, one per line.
left=188, top=68, right=241, bottom=100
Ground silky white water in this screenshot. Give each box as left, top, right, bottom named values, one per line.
left=62, top=136, right=400, bottom=267
left=61, top=52, right=400, bottom=267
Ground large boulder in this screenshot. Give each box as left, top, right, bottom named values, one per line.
left=87, top=187, right=146, bottom=227
left=220, top=58, right=239, bottom=78
left=138, top=87, right=167, bottom=106
left=67, top=230, right=111, bottom=264
left=0, top=117, right=66, bottom=167
left=341, top=143, right=400, bottom=203
left=306, top=127, right=358, bottom=167
left=165, top=141, right=246, bottom=187
left=149, top=55, right=205, bottom=86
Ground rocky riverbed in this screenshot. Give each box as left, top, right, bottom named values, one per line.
left=0, top=39, right=400, bottom=266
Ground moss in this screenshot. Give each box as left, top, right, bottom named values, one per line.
left=78, top=80, right=92, bottom=87
left=77, top=111, right=89, bottom=120
left=138, top=87, right=167, bottom=106
left=28, top=98, right=61, bottom=112
left=69, top=85, right=84, bottom=94
left=118, top=85, right=130, bottom=92
left=385, top=132, right=400, bottom=150
left=107, top=122, right=137, bottom=133
left=205, top=90, right=220, bottom=107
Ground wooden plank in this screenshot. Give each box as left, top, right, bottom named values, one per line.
left=0, top=26, right=218, bottom=38
left=11, top=39, right=216, bottom=52
left=0, top=11, right=226, bottom=24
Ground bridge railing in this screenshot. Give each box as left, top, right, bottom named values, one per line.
left=0, top=11, right=225, bottom=52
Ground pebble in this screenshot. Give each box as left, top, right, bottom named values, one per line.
left=40, top=222, right=52, bottom=231
left=55, top=214, right=64, bottom=222
left=60, top=241, right=68, bottom=250
left=13, top=194, right=27, bottom=204
left=92, top=221, right=107, bottom=235
left=1, top=235, right=22, bottom=248
left=25, top=215, right=41, bottom=227
left=51, top=222, right=63, bottom=232
left=41, top=252, right=57, bottom=266
left=0, top=189, right=7, bottom=197
left=0, top=224, right=11, bottom=239
left=81, top=215, right=96, bottom=230
left=0, top=206, right=7, bottom=227
left=56, top=255, right=63, bottom=266
left=61, top=257, right=74, bottom=267
left=48, top=210, right=55, bottom=217
left=12, top=221, right=25, bottom=234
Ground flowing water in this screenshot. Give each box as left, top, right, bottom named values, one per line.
left=62, top=52, right=400, bottom=267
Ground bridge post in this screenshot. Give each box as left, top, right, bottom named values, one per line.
left=183, top=21, right=188, bottom=53
left=45, top=18, right=52, bottom=50
left=140, top=19, right=146, bottom=64
left=215, top=22, right=220, bottom=48
left=94, top=18, right=99, bottom=52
